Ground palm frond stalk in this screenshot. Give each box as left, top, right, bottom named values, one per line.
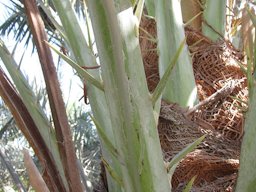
left=202, top=0, right=227, bottom=41
left=88, top=1, right=171, bottom=191
left=23, top=0, right=84, bottom=191
left=236, top=83, right=256, bottom=191
left=156, top=0, right=198, bottom=107
left=51, top=0, right=173, bottom=190
left=50, top=0, right=122, bottom=191
left=0, top=63, right=66, bottom=191
left=236, top=5, right=256, bottom=191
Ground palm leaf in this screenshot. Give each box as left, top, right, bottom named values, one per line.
left=0, top=0, right=62, bottom=50
left=0, top=38, right=69, bottom=190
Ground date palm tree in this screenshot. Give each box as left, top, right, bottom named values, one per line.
left=1, top=0, right=256, bottom=191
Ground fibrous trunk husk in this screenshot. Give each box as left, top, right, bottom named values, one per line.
left=139, top=15, right=248, bottom=191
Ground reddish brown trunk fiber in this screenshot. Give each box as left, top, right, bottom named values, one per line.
left=0, top=67, right=64, bottom=192
left=23, top=1, right=84, bottom=191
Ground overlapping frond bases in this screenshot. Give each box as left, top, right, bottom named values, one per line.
left=0, top=0, right=61, bottom=49
left=139, top=15, right=248, bottom=191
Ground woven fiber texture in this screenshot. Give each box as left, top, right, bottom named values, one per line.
left=139, top=15, right=247, bottom=191
left=187, top=29, right=248, bottom=140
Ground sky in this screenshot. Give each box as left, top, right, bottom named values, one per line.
left=0, top=0, right=86, bottom=110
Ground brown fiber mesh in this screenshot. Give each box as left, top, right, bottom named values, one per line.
left=189, top=33, right=248, bottom=141
left=139, top=15, right=248, bottom=191
left=159, top=101, right=240, bottom=191
left=139, top=16, right=159, bottom=92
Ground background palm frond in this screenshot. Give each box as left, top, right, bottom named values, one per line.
left=0, top=0, right=63, bottom=51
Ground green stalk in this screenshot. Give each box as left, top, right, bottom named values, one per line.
left=156, top=0, right=198, bottom=107
left=202, top=0, right=227, bottom=41
left=145, top=0, right=155, bottom=16
left=166, top=135, right=206, bottom=172
left=152, top=39, right=185, bottom=104
left=182, top=176, right=197, bottom=192
left=236, top=9, right=256, bottom=190
left=47, top=43, right=104, bottom=91
left=50, top=1, right=122, bottom=191
left=89, top=114, right=118, bottom=159
left=236, top=85, right=256, bottom=192
left=87, top=1, right=170, bottom=191
left=134, top=0, right=145, bottom=23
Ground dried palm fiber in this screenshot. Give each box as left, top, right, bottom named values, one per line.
left=139, top=15, right=247, bottom=191
left=159, top=101, right=240, bottom=191
left=139, top=15, right=159, bottom=92
left=186, top=28, right=248, bottom=141
left=174, top=173, right=238, bottom=192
